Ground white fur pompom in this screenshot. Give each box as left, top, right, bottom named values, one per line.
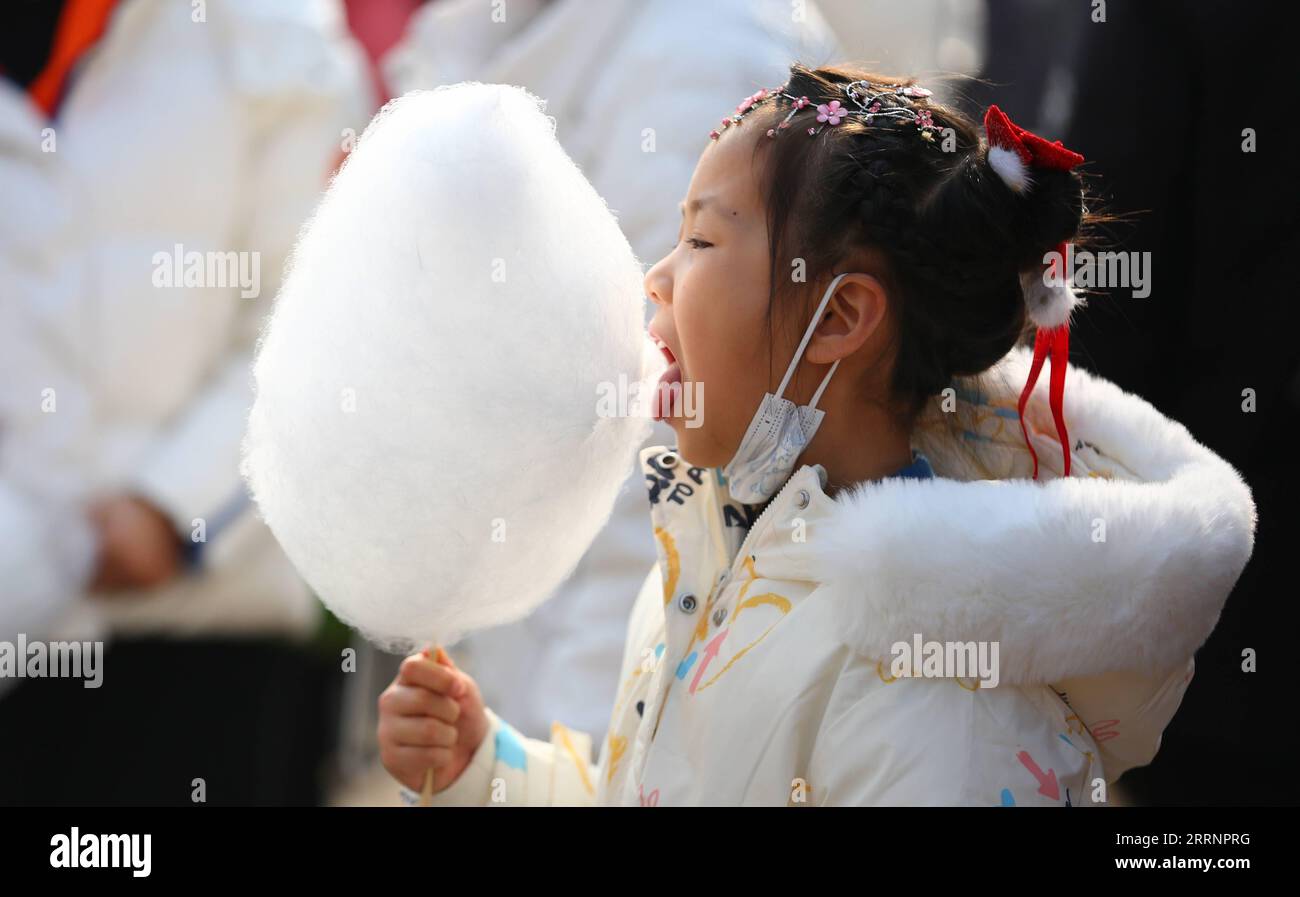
left=988, top=144, right=1031, bottom=193
left=1020, top=269, right=1085, bottom=330
left=242, top=84, right=656, bottom=652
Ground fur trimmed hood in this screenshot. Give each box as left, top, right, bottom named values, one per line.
left=808, top=346, right=1257, bottom=686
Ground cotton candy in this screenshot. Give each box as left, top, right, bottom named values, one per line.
left=243, top=84, right=659, bottom=652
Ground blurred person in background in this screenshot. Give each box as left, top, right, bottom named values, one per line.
left=341, top=0, right=423, bottom=105
left=818, top=0, right=986, bottom=86
left=957, top=0, right=1083, bottom=134
left=0, top=0, right=368, bottom=805
left=0, top=5, right=97, bottom=653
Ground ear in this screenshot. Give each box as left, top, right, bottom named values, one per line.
left=804, top=273, right=889, bottom=365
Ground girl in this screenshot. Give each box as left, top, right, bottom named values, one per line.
left=377, top=64, right=1255, bottom=806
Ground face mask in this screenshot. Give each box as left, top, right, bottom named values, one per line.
left=722, top=272, right=849, bottom=504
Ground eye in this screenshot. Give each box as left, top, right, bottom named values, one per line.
left=685, top=237, right=713, bottom=250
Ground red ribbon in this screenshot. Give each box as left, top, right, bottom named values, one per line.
left=1017, top=324, right=1071, bottom=479
left=1016, top=238, right=1075, bottom=480
left=1017, top=238, right=1073, bottom=478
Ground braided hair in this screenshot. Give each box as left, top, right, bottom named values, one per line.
left=742, top=63, right=1093, bottom=419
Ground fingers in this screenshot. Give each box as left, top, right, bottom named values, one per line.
left=379, top=683, right=461, bottom=722
left=382, top=743, right=454, bottom=775
left=398, top=652, right=465, bottom=697
left=381, top=714, right=458, bottom=749
left=380, top=648, right=476, bottom=794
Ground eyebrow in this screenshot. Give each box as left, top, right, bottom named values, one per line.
left=679, top=196, right=729, bottom=218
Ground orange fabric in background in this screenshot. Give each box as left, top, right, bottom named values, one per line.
left=27, top=0, right=119, bottom=117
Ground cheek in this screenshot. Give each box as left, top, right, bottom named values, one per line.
left=675, top=273, right=772, bottom=465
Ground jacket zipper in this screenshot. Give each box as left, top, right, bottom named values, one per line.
left=645, top=468, right=803, bottom=742
left=644, top=465, right=815, bottom=750
left=724, top=465, right=817, bottom=580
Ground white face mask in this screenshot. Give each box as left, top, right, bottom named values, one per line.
left=722, top=273, right=849, bottom=504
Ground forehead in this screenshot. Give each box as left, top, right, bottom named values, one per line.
left=683, top=125, right=766, bottom=218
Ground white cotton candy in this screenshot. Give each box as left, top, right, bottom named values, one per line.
left=243, top=84, right=659, bottom=652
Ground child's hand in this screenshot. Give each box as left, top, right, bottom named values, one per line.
left=378, top=646, right=489, bottom=795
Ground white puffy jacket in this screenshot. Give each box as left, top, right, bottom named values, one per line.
left=413, top=349, right=1255, bottom=805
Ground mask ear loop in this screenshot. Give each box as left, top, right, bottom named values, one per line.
left=807, top=359, right=841, bottom=410
left=774, top=272, right=851, bottom=403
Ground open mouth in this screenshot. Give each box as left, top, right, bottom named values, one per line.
left=651, top=333, right=677, bottom=366
left=648, top=329, right=683, bottom=422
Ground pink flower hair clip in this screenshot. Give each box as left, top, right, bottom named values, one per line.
left=817, top=100, right=847, bottom=125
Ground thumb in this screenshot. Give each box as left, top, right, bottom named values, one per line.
left=419, top=645, right=454, bottom=667
left=429, top=645, right=468, bottom=698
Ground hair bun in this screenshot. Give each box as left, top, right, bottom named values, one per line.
left=998, top=162, right=1085, bottom=271
left=980, top=104, right=1086, bottom=269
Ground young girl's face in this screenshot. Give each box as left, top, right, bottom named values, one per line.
left=645, top=127, right=784, bottom=468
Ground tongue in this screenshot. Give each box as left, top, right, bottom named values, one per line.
left=653, top=362, right=682, bottom=421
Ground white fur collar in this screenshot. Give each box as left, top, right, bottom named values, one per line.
left=807, top=347, right=1256, bottom=685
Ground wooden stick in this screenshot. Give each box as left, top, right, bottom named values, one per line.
left=416, top=645, right=451, bottom=807
left=419, top=768, right=434, bottom=807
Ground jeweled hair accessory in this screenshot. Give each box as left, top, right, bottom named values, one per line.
left=709, top=80, right=940, bottom=143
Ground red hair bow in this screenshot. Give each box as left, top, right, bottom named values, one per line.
left=984, top=104, right=1085, bottom=171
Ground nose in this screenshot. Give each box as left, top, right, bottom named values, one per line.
left=644, top=254, right=671, bottom=308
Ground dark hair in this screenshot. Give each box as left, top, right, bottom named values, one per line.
left=744, top=63, right=1096, bottom=419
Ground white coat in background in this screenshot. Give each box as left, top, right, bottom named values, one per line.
left=0, top=77, right=96, bottom=652
left=0, top=0, right=369, bottom=644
